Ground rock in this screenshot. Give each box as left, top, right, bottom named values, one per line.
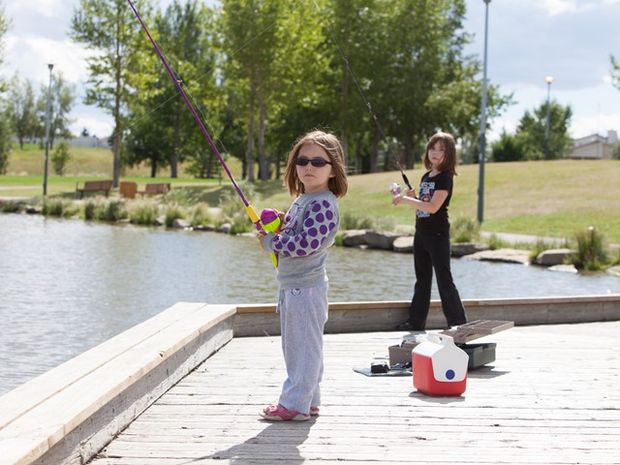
left=535, top=248, right=573, bottom=266
left=365, top=230, right=400, bottom=250
left=218, top=223, right=232, bottom=234
left=462, top=248, right=531, bottom=265
left=172, top=218, right=191, bottom=229
left=342, top=230, right=369, bottom=247
left=607, top=265, right=620, bottom=277
left=393, top=236, right=413, bottom=253
left=154, top=215, right=166, bottom=226
left=548, top=264, right=578, bottom=273
left=193, top=224, right=215, bottom=232
left=341, top=230, right=400, bottom=250
left=451, top=242, right=488, bottom=257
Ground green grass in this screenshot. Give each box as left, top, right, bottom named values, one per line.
left=2, top=147, right=620, bottom=243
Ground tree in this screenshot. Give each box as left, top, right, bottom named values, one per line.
left=221, top=0, right=283, bottom=182
left=71, top=0, right=152, bottom=187
left=0, top=4, right=11, bottom=172
left=36, top=73, right=76, bottom=148
left=516, top=101, right=572, bottom=160
left=52, top=140, right=71, bottom=175
left=611, top=54, right=620, bottom=91
left=124, top=0, right=221, bottom=179
left=491, top=130, right=526, bottom=162
left=7, top=75, right=39, bottom=148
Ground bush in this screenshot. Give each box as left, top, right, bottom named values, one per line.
left=1, top=200, right=22, bottom=213
left=42, top=198, right=77, bottom=217
left=228, top=213, right=252, bottom=234
left=164, top=204, right=185, bottom=227
left=129, top=201, right=159, bottom=225
left=94, top=200, right=127, bottom=222
left=340, top=212, right=374, bottom=230
left=451, top=216, right=479, bottom=243
left=83, top=200, right=97, bottom=220
left=571, top=226, right=609, bottom=271
left=491, top=131, right=526, bottom=162
left=51, top=141, right=71, bottom=175
left=188, top=203, right=214, bottom=227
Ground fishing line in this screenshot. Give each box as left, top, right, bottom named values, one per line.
left=309, top=0, right=413, bottom=190
left=127, top=0, right=262, bottom=227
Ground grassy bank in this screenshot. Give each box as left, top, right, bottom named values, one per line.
left=1, top=148, right=619, bottom=242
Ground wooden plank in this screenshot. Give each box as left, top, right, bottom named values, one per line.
left=440, top=319, right=515, bottom=343
left=88, top=321, right=620, bottom=465
left=0, top=302, right=207, bottom=429
left=0, top=304, right=236, bottom=465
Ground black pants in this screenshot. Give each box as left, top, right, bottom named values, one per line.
left=408, top=229, right=467, bottom=330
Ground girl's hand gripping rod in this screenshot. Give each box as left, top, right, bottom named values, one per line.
left=260, top=209, right=282, bottom=267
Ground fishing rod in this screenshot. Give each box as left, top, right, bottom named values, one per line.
left=126, top=0, right=262, bottom=229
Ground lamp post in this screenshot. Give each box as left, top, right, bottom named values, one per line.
left=42, top=63, right=54, bottom=197
left=544, top=75, right=554, bottom=159
left=477, top=0, right=491, bottom=224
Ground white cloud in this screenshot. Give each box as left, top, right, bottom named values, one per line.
left=72, top=107, right=113, bottom=138
left=2, top=36, right=91, bottom=85
left=570, top=113, right=620, bottom=138
left=534, top=0, right=620, bottom=16
left=5, top=0, right=69, bottom=19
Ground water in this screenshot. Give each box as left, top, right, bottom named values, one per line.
left=1, top=213, right=619, bottom=395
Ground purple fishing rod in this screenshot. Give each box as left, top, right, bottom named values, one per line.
left=126, top=0, right=262, bottom=226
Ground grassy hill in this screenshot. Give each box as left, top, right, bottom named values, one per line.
left=1, top=144, right=619, bottom=242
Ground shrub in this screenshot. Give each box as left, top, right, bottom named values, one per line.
left=83, top=200, right=97, bottom=220
left=340, top=212, right=374, bottom=230
left=228, top=213, right=252, bottom=234
left=129, top=201, right=159, bottom=225
left=51, top=141, right=71, bottom=175
left=491, top=131, right=526, bottom=162
left=571, top=226, right=609, bottom=271
left=451, top=216, right=479, bottom=243
left=188, top=203, right=214, bottom=227
left=1, top=200, right=21, bottom=213
left=487, top=233, right=509, bottom=250
left=42, top=198, right=78, bottom=217
left=164, top=204, right=185, bottom=227
left=94, top=200, right=127, bottom=222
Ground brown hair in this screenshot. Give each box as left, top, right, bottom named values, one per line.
left=423, top=131, right=458, bottom=175
left=283, top=129, right=348, bottom=198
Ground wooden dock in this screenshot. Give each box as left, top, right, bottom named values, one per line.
left=1, top=297, right=619, bottom=465
left=92, top=321, right=619, bottom=464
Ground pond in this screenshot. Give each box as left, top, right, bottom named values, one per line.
left=1, top=213, right=618, bottom=395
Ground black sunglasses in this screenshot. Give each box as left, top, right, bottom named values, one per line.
left=296, top=157, right=332, bottom=168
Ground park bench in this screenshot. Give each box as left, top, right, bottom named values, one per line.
left=138, top=183, right=171, bottom=196
left=75, top=180, right=113, bottom=199
left=119, top=181, right=138, bottom=199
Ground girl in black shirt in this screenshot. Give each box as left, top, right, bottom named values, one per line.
left=392, top=132, right=467, bottom=330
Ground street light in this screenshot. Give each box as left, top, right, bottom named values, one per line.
left=42, top=63, right=54, bottom=197
left=43, top=63, right=54, bottom=197
left=544, top=75, right=554, bottom=159
left=477, top=0, right=491, bottom=224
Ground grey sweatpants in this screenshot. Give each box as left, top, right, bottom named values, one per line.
left=277, top=281, right=329, bottom=414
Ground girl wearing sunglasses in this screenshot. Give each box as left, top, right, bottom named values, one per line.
left=260, top=129, right=348, bottom=421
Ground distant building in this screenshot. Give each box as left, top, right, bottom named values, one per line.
left=568, top=130, right=618, bottom=160
left=69, top=136, right=110, bottom=148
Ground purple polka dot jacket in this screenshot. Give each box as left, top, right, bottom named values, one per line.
left=262, top=190, right=340, bottom=289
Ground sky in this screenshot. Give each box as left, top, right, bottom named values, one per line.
left=2, top=0, right=620, bottom=142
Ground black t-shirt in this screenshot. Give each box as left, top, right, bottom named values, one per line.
left=415, top=170, right=453, bottom=232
